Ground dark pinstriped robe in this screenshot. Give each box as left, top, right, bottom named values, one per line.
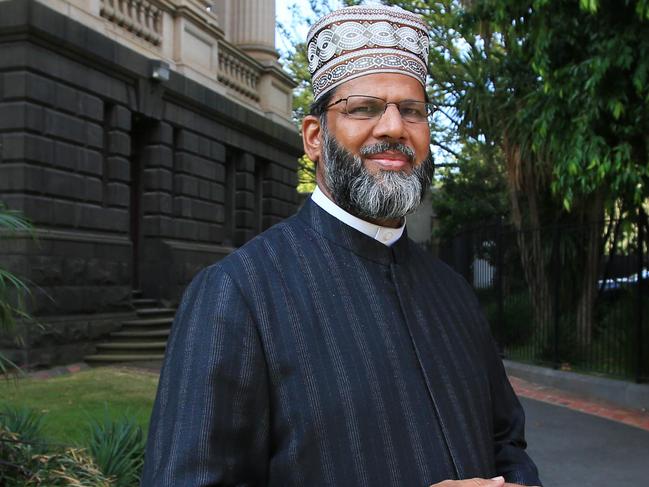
left=142, top=199, right=541, bottom=487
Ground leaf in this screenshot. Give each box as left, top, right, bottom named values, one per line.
left=86, top=413, right=145, bottom=487
left=579, top=0, right=599, bottom=14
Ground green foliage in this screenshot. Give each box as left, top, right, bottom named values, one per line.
left=521, top=0, right=649, bottom=210
left=0, top=204, right=32, bottom=233
left=0, top=203, right=33, bottom=330
left=0, top=405, right=46, bottom=445
left=0, top=202, right=34, bottom=375
left=432, top=142, right=509, bottom=239
left=454, top=0, right=649, bottom=212
left=384, top=0, right=649, bottom=224
left=0, top=267, right=32, bottom=333
left=86, top=415, right=145, bottom=487
left=297, top=155, right=317, bottom=194
left=0, top=425, right=111, bottom=486
left=477, top=287, right=534, bottom=346
left=0, top=367, right=158, bottom=486
left=478, top=283, right=647, bottom=379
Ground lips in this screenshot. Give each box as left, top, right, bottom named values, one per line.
left=365, top=151, right=410, bottom=169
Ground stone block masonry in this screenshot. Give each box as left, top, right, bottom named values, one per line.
left=0, top=0, right=303, bottom=368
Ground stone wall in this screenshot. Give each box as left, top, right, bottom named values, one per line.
left=0, top=0, right=302, bottom=367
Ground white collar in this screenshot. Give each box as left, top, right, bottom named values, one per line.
left=311, top=186, right=405, bottom=246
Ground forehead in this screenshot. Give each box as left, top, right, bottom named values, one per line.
left=333, top=73, right=426, bottom=101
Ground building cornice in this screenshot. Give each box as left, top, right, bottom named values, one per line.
left=30, top=0, right=296, bottom=122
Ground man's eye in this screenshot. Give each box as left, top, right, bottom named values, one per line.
left=348, top=103, right=381, bottom=115
left=401, top=105, right=426, bottom=117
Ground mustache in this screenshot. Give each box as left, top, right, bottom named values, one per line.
left=359, top=142, right=415, bottom=164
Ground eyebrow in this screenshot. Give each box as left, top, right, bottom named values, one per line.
left=345, top=95, right=427, bottom=102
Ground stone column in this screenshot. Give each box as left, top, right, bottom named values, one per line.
left=229, top=0, right=278, bottom=62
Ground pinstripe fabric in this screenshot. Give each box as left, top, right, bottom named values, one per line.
left=142, top=200, right=541, bottom=487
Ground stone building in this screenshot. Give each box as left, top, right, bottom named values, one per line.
left=0, top=0, right=302, bottom=366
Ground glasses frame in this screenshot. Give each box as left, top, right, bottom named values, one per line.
left=325, top=95, right=435, bottom=124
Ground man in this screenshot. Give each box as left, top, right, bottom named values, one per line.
left=142, top=4, right=541, bottom=487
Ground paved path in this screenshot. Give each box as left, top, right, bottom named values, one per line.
left=510, top=376, right=649, bottom=432
left=510, top=377, right=649, bottom=486
left=522, top=397, right=649, bottom=486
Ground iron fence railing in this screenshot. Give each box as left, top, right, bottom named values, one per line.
left=438, top=214, right=649, bottom=383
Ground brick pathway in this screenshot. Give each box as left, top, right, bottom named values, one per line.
left=510, top=375, right=649, bottom=432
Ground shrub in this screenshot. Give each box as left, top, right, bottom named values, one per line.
left=0, top=425, right=111, bottom=486
left=0, top=404, right=46, bottom=445
left=86, top=415, right=145, bottom=487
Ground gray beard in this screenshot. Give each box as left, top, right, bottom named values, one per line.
left=321, top=126, right=434, bottom=222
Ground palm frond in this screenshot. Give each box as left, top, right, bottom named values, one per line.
left=0, top=203, right=33, bottom=234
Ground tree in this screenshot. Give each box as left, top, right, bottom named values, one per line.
left=506, top=0, right=649, bottom=342
left=432, top=141, right=509, bottom=240
left=383, top=0, right=649, bottom=346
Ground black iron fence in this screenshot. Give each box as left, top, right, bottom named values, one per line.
left=439, top=215, right=649, bottom=383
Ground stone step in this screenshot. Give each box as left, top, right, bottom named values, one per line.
left=111, top=329, right=170, bottom=338
left=121, top=317, right=174, bottom=327
left=136, top=308, right=175, bottom=318
left=86, top=353, right=165, bottom=363
left=84, top=291, right=172, bottom=366
left=118, top=328, right=171, bottom=336
left=132, top=298, right=158, bottom=308
left=96, top=341, right=167, bottom=351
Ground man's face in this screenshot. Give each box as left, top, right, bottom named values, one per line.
left=313, top=73, right=434, bottom=223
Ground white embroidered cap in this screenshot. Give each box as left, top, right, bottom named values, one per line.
left=307, top=4, right=430, bottom=101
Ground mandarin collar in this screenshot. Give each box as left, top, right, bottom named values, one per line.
left=310, top=186, right=406, bottom=246
left=297, top=199, right=410, bottom=266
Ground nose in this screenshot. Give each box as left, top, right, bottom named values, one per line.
left=372, top=103, right=406, bottom=140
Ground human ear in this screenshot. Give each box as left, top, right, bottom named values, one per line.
left=302, top=115, right=323, bottom=164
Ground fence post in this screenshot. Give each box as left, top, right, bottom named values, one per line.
left=636, top=210, right=645, bottom=383
left=552, top=224, right=561, bottom=369
left=496, top=218, right=505, bottom=357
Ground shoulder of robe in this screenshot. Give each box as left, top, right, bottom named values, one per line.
left=186, top=215, right=302, bottom=287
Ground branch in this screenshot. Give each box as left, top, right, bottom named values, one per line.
left=432, top=140, right=462, bottom=159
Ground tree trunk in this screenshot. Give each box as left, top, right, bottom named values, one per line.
left=504, top=138, right=554, bottom=342
left=511, top=192, right=554, bottom=338
left=575, top=192, right=605, bottom=346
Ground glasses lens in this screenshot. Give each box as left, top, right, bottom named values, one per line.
left=399, top=101, right=431, bottom=123
left=345, top=96, right=385, bottom=119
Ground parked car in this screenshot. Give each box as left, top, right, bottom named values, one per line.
left=599, top=268, right=649, bottom=291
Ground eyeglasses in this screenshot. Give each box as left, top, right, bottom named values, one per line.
left=326, top=95, right=435, bottom=124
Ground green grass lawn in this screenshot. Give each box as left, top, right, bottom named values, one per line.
left=0, top=367, right=158, bottom=446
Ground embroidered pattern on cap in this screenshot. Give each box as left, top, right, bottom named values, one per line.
left=306, top=5, right=430, bottom=100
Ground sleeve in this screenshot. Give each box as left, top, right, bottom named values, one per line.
left=141, top=265, right=270, bottom=487
left=487, top=338, right=542, bottom=486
